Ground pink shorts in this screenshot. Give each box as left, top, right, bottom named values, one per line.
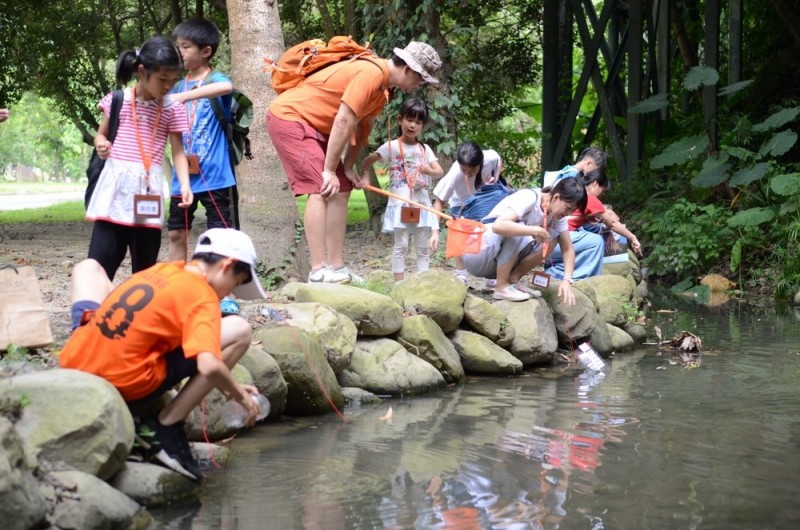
left=266, top=110, right=353, bottom=196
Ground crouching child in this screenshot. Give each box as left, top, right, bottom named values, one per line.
left=59, top=228, right=266, bottom=480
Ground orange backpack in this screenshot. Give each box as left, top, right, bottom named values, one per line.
left=264, top=36, right=381, bottom=94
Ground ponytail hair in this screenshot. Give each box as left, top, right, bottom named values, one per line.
left=116, top=35, right=183, bottom=85
left=456, top=140, right=484, bottom=191
left=579, top=168, right=610, bottom=191
left=542, top=176, right=588, bottom=213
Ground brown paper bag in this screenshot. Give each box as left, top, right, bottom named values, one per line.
left=0, top=265, right=54, bottom=350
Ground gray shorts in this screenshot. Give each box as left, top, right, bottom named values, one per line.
left=462, top=229, right=538, bottom=279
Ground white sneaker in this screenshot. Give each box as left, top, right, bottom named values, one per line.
left=454, top=270, right=468, bottom=284
left=484, top=278, right=497, bottom=289
left=515, top=283, right=542, bottom=298
left=326, top=266, right=355, bottom=284
left=308, top=266, right=350, bottom=284
left=493, top=285, right=530, bottom=301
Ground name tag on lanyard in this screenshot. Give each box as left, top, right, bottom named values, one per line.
left=134, top=194, right=162, bottom=219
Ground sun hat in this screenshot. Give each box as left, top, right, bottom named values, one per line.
left=194, top=228, right=267, bottom=300
left=393, top=41, right=442, bottom=84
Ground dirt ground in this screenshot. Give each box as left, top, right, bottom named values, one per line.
left=0, top=221, right=458, bottom=352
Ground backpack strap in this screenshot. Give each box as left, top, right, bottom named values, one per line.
left=203, top=72, right=241, bottom=230
left=107, top=89, right=124, bottom=143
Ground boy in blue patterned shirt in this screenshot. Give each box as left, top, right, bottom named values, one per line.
left=168, top=17, right=238, bottom=261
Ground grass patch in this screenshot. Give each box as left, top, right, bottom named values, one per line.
left=0, top=200, right=85, bottom=223
left=0, top=181, right=83, bottom=194
left=1, top=187, right=373, bottom=226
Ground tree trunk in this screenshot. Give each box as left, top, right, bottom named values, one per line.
left=227, top=0, right=309, bottom=285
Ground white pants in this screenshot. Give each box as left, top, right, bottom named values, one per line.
left=392, top=226, right=432, bottom=274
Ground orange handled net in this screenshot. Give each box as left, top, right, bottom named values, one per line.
left=363, top=184, right=485, bottom=258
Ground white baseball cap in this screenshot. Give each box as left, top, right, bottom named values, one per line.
left=194, top=228, right=266, bottom=300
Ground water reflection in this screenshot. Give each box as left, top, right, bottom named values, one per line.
left=152, top=301, right=800, bottom=529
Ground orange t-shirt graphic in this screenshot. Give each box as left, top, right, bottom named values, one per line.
left=60, top=262, right=222, bottom=401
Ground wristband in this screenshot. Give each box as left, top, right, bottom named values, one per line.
left=565, top=278, right=574, bottom=284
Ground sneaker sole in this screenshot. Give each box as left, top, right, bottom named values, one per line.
left=492, top=292, right=530, bottom=301
left=153, top=449, right=201, bottom=481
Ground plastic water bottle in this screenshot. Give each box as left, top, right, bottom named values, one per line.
left=575, top=342, right=605, bottom=371
left=221, top=393, right=271, bottom=429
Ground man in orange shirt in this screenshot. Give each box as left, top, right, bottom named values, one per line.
left=267, top=41, right=442, bottom=283
left=60, top=228, right=266, bottom=480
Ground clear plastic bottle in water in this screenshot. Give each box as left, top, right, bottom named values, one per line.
left=221, top=393, right=271, bottom=429
left=575, top=342, right=605, bottom=371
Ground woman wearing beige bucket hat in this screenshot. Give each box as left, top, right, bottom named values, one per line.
left=268, top=41, right=442, bottom=283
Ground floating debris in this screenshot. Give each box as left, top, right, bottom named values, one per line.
left=659, top=330, right=703, bottom=368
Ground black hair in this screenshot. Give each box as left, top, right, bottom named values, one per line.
left=116, top=35, right=183, bottom=85
left=542, top=176, right=588, bottom=213
left=391, top=55, right=407, bottom=68
left=579, top=168, right=610, bottom=191
left=577, top=146, right=608, bottom=171
left=191, top=252, right=253, bottom=285
left=172, top=16, right=222, bottom=58
left=456, top=141, right=485, bottom=191
left=398, top=97, right=429, bottom=124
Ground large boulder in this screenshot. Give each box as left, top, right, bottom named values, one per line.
left=623, top=322, right=647, bottom=343
left=0, top=418, right=46, bottom=530
left=607, top=324, right=635, bottom=352
left=392, top=270, right=468, bottom=333
left=0, top=369, right=133, bottom=480
left=338, top=338, right=446, bottom=395
left=449, top=330, right=523, bottom=375
left=238, top=345, right=288, bottom=417
left=257, top=302, right=357, bottom=373
left=581, top=275, right=637, bottom=326
left=462, top=294, right=515, bottom=347
left=549, top=283, right=597, bottom=342
left=493, top=299, right=558, bottom=366
left=288, top=283, right=403, bottom=336
left=396, top=315, right=465, bottom=384
left=48, top=469, right=149, bottom=529
left=256, top=327, right=344, bottom=415
left=589, top=312, right=614, bottom=356
left=109, top=462, right=200, bottom=507
left=602, top=249, right=643, bottom=283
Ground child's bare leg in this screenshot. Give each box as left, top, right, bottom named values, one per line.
left=509, top=249, right=544, bottom=284
left=71, top=259, right=113, bottom=303
left=168, top=229, right=189, bottom=262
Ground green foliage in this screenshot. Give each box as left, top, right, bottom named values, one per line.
left=641, top=199, right=733, bottom=280
left=3, top=343, right=29, bottom=361
left=682, top=66, right=719, bottom=90
left=0, top=93, right=89, bottom=181
left=650, top=135, right=709, bottom=169
left=629, top=93, right=669, bottom=114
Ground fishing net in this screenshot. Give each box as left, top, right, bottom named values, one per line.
left=445, top=218, right=485, bottom=258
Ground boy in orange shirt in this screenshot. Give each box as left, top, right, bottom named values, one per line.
left=60, top=228, right=266, bottom=480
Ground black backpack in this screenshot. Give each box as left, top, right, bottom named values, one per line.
left=84, top=90, right=124, bottom=208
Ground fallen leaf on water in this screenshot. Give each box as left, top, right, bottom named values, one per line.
left=378, top=406, right=393, bottom=422
left=656, top=309, right=676, bottom=313
left=656, top=366, right=666, bottom=370
left=668, top=359, right=678, bottom=365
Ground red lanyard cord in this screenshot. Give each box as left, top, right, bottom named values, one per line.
left=130, top=86, right=163, bottom=192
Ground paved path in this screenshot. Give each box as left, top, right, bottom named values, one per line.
left=0, top=191, right=83, bottom=211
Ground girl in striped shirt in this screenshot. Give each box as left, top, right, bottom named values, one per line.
left=87, top=36, right=193, bottom=280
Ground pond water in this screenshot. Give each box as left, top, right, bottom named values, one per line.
left=154, top=298, right=800, bottom=529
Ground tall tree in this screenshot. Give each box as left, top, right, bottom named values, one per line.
left=227, top=0, right=308, bottom=282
